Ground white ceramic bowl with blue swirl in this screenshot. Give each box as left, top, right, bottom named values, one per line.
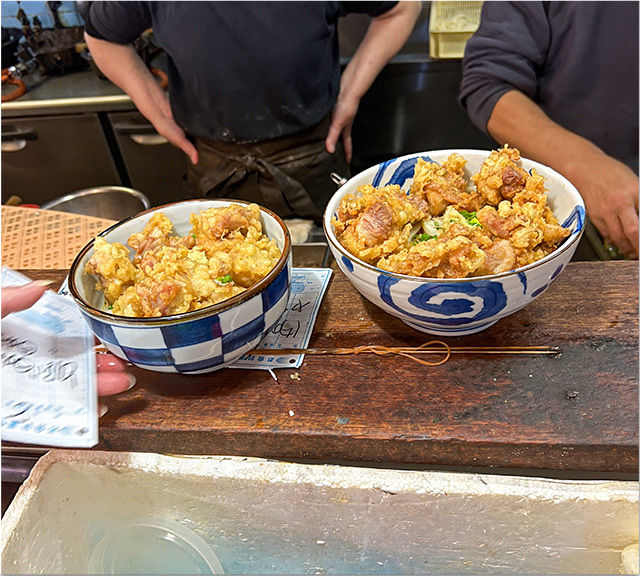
left=69, top=199, right=292, bottom=373
left=323, top=150, right=585, bottom=336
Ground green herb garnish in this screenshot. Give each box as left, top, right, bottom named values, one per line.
left=216, top=273, right=233, bottom=284
left=459, top=210, right=481, bottom=227
left=192, top=234, right=196, bottom=239
left=412, top=233, right=436, bottom=244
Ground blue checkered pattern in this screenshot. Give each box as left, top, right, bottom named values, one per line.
left=82, top=260, right=291, bottom=374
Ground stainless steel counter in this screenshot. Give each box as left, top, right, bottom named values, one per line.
left=2, top=70, right=135, bottom=117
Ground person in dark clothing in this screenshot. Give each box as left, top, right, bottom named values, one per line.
left=83, top=1, right=421, bottom=223
left=459, top=1, right=639, bottom=259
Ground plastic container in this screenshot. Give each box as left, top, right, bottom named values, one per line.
left=87, top=517, right=224, bottom=575
left=429, top=1, right=483, bottom=59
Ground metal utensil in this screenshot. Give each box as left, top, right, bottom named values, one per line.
left=330, top=172, right=348, bottom=187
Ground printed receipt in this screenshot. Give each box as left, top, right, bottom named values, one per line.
left=1, top=267, right=98, bottom=447
left=231, top=268, right=332, bottom=370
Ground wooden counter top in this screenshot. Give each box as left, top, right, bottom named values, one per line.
left=7, top=261, right=639, bottom=474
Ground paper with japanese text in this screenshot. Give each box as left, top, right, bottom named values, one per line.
left=1, top=267, right=98, bottom=447
left=231, top=268, right=332, bottom=370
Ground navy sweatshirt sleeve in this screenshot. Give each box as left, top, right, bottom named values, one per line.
left=458, top=1, right=551, bottom=134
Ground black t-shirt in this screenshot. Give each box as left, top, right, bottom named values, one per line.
left=85, top=1, right=397, bottom=143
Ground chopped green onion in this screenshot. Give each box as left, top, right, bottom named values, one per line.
left=459, top=210, right=481, bottom=227
left=412, top=233, right=436, bottom=244
left=216, top=273, right=233, bottom=284
left=192, top=233, right=196, bottom=239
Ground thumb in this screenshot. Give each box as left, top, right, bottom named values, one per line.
left=182, top=140, right=199, bottom=165
left=325, top=122, right=342, bottom=155
left=163, top=126, right=198, bottom=165
left=1, top=281, right=53, bottom=318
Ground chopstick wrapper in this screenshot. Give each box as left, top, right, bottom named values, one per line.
left=1, top=267, right=98, bottom=447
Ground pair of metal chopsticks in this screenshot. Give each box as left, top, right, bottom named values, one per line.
left=252, top=342, right=562, bottom=367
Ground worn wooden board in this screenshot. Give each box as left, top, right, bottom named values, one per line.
left=7, top=262, right=639, bottom=473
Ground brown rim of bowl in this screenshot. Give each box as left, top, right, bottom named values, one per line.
left=323, top=209, right=584, bottom=284
left=68, top=199, right=292, bottom=325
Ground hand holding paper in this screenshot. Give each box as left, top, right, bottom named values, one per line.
left=2, top=279, right=135, bottom=397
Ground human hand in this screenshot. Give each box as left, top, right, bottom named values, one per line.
left=571, top=155, right=639, bottom=259
left=82, top=35, right=199, bottom=166
left=1, top=282, right=136, bottom=396
left=150, top=91, right=199, bottom=165
left=325, top=94, right=360, bottom=164
left=1, top=280, right=52, bottom=317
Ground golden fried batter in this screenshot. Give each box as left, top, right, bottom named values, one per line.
left=472, top=144, right=529, bottom=205
left=379, top=234, right=486, bottom=279
left=85, top=237, right=139, bottom=303
left=410, top=153, right=483, bottom=216
left=332, top=184, right=429, bottom=264
left=85, top=204, right=280, bottom=317
left=333, top=147, right=571, bottom=279
left=128, top=212, right=195, bottom=266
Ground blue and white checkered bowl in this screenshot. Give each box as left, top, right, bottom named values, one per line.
left=323, top=150, right=586, bottom=336
left=69, top=199, right=292, bottom=373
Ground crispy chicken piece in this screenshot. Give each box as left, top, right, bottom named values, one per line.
left=113, top=279, right=190, bottom=317
left=229, top=235, right=282, bottom=287
left=477, top=197, right=569, bottom=268
left=378, top=234, right=486, bottom=279
left=476, top=205, right=527, bottom=239
left=475, top=239, right=517, bottom=276
left=513, top=168, right=570, bottom=249
left=472, top=144, right=529, bottom=205
left=128, top=212, right=195, bottom=266
left=85, top=203, right=279, bottom=318
left=410, top=153, right=483, bottom=216
left=85, top=237, right=138, bottom=304
left=190, top=203, right=264, bottom=257
left=332, top=184, right=429, bottom=264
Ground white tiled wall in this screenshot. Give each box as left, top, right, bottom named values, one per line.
left=1, top=1, right=83, bottom=29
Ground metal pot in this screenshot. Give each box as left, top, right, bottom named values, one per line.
left=41, top=186, right=151, bottom=221
left=33, top=26, right=87, bottom=75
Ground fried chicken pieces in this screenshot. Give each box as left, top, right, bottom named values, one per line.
left=332, top=145, right=570, bottom=279
left=332, top=183, right=430, bottom=264
left=85, top=204, right=281, bottom=317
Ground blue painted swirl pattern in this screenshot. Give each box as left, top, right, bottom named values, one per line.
left=377, top=276, right=508, bottom=327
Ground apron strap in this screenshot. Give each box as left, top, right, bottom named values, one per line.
left=196, top=143, right=323, bottom=220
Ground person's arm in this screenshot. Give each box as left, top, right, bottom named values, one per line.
left=488, top=90, right=639, bottom=259
left=84, top=33, right=198, bottom=165
left=325, top=1, right=422, bottom=162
